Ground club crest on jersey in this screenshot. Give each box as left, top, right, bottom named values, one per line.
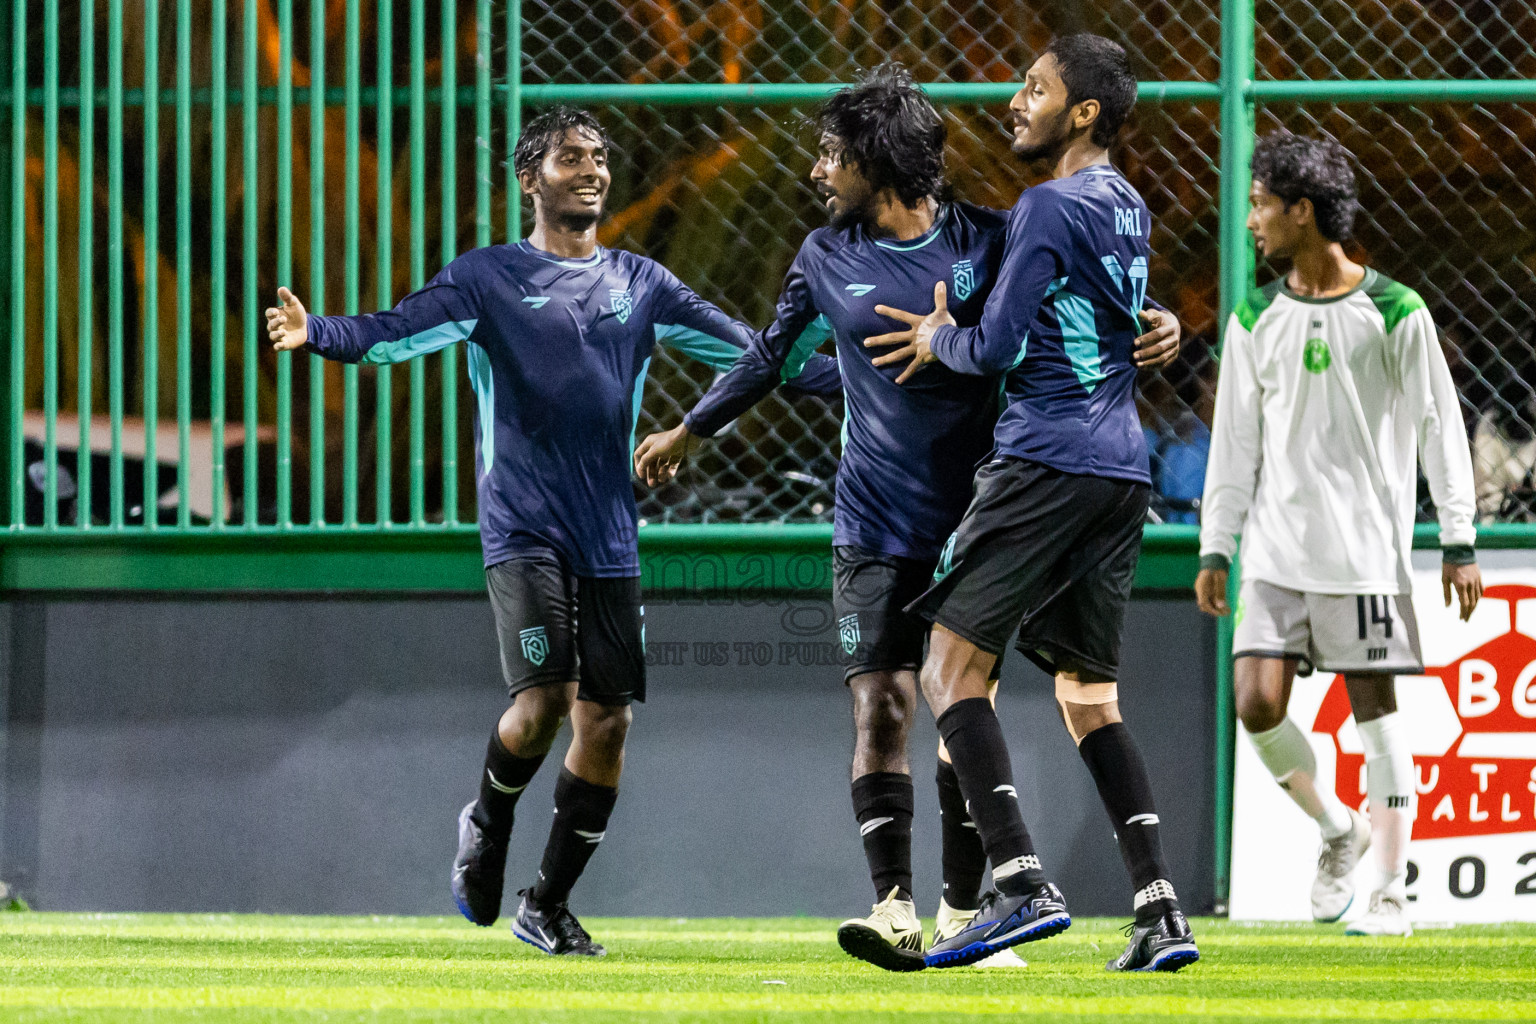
left=519, top=626, right=548, bottom=667
left=952, top=260, right=975, bottom=301
left=1303, top=337, right=1332, bottom=374
left=609, top=288, right=633, bottom=324
left=838, top=614, right=861, bottom=655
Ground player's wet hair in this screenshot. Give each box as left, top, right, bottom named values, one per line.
left=814, top=62, right=950, bottom=207
left=1251, top=131, right=1360, bottom=242
left=1043, top=33, right=1137, bottom=149
left=513, top=106, right=611, bottom=180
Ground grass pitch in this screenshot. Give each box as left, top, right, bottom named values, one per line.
left=1, top=914, right=1533, bottom=1022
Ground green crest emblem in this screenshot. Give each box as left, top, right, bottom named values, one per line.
left=1303, top=338, right=1331, bottom=374
left=519, top=626, right=548, bottom=667
left=952, top=260, right=975, bottom=301
left=838, top=614, right=861, bottom=656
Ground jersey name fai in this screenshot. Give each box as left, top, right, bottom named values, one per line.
left=928, top=166, right=1155, bottom=485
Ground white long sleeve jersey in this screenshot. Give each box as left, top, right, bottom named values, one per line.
left=1199, top=268, right=1476, bottom=595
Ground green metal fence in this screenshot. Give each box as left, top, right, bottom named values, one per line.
left=4, top=0, right=1535, bottom=541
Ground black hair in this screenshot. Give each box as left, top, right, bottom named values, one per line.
left=512, top=106, right=611, bottom=180
left=813, top=62, right=949, bottom=207
left=1043, top=33, right=1137, bottom=149
left=1251, top=131, right=1360, bottom=242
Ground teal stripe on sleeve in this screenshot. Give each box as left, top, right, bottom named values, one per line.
left=465, top=341, right=495, bottom=477
left=630, top=355, right=653, bottom=436
left=781, top=314, right=833, bottom=383
left=653, top=323, right=742, bottom=372
left=361, top=317, right=478, bottom=364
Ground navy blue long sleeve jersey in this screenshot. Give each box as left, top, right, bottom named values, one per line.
left=306, top=240, right=838, bottom=576
left=685, top=202, right=1010, bottom=561
left=930, top=166, right=1153, bottom=485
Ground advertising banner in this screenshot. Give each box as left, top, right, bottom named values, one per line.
left=1230, top=572, right=1536, bottom=922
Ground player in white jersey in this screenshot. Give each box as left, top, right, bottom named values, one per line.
left=1196, top=132, right=1483, bottom=937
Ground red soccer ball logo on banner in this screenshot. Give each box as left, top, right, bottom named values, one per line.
left=1312, top=585, right=1536, bottom=840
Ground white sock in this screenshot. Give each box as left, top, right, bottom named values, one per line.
left=1358, top=712, right=1414, bottom=900
left=1248, top=718, right=1353, bottom=840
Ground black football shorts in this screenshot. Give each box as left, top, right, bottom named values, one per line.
left=909, top=457, right=1149, bottom=680
left=486, top=552, right=645, bottom=706
left=835, top=545, right=1001, bottom=683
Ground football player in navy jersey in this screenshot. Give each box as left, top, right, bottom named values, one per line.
left=634, top=64, right=1180, bottom=971
left=869, top=35, right=1199, bottom=972
left=267, top=107, right=836, bottom=956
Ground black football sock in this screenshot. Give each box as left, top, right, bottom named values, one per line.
left=936, top=758, right=985, bottom=911
left=851, top=771, right=915, bottom=902
left=529, top=767, right=619, bottom=907
left=1077, top=722, right=1177, bottom=923
left=936, top=697, right=1045, bottom=897
left=471, top=729, right=547, bottom=843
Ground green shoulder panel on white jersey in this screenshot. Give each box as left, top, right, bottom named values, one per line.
left=1362, top=269, right=1428, bottom=334
left=1233, top=278, right=1286, bottom=332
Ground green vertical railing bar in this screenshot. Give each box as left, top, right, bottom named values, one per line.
left=107, top=0, right=123, bottom=527
left=41, top=0, right=58, bottom=528
left=408, top=0, right=426, bottom=526
left=474, top=0, right=490, bottom=249
left=342, top=0, right=360, bottom=527
left=275, top=0, right=293, bottom=527
left=141, top=0, right=158, bottom=530
left=241, top=0, right=257, bottom=527
left=6, top=0, right=20, bottom=526
left=505, top=0, right=519, bottom=241
left=440, top=0, right=458, bottom=525
left=175, top=0, right=191, bottom=528
left=210, top=0, right=227, bottom=528
left=75, top=0, right=94, bottom=527
left=309, top=0, right=326, bottom=526
left=1213, top=0, right=1256, bottom=906
left=471, top=0, right=490, bottom=516
left=375, top=0, right=393, bottom=525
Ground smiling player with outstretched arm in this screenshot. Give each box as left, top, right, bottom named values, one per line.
left=266, top=107, right=835, bottom=957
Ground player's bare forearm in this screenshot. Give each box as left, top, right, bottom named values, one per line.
left=634, top=423, right=695, bottom=487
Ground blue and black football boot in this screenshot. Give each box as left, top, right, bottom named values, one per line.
left=923, top=882, right=1071, bottom=968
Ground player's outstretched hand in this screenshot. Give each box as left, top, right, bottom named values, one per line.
left=1134, top=308, right=1182, bottom=369
left=866, top=281, right=954, bottom=385
left=265, top=286, right=309, bottom=352
left=634, top=423, right=694, bottom=487
left=1443, top=560, right=1483, bottom=622
left=1194, top=567, right=1230, bottom=617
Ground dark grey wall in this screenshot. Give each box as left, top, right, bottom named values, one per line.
left=0, top=591, right=1214, bottom=917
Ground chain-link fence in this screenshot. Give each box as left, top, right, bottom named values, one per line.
left=524, top=0, right=1536, bottom=527
left=3, top=0, right=1534, bottom=530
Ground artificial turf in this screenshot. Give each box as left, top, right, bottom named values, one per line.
left=0, top=914, right=1533, bottom=1022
